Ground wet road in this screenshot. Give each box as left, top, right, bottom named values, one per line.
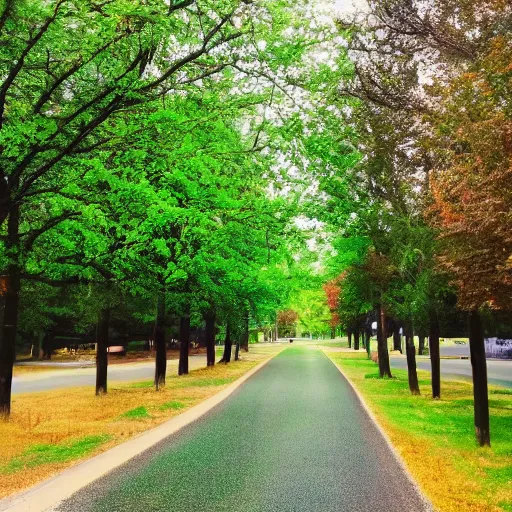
left=57, top=346, right=428, bottom=512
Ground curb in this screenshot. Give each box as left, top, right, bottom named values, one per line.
left=320, top=348, right=437, bottom=512
left=0, top=352, right=281, bottom=512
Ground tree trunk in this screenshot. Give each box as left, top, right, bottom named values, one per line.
left=154, top=293, right=166, bottom=389
left=354, top=329, right=360, bottom=350
left=405, top=321, right=420, bottom=395
left=330, top=327, right=336, bottom=339
left=0, top=206, right=20, bottom=416
left=205, top=311, right=216, bottom=367
left=418, top=334, right=426, bottom=355
left=469, top=310, right=490, bottom=447
left=393, top=324, right=402, bottom=353
left=347, top=330, right=352, bottom=348
left=42, top=332, right=53, bottom=360
left=429, top=311, right=441, bottom=399
left=35, top=333, right=44, bottom=360
left=96, top=308, right=110, bottom=396
left=178, top=312, right=190, bottom=376
left=241, top=309, right=249, bottom=352
left=365, top=331, right=371, bottom=359
left=377, top=304, right=392, bottom=378
left=234, top=341, right=240, bottom=361
left=220, top=323, right=232, bottom=363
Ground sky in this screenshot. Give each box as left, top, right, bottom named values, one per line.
left=332, top=0, right=368, bottom=15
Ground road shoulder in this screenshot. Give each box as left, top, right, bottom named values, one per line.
left=0, top=346, right=283, bottom=509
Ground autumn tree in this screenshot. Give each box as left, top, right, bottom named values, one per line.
left=323, top=278, right=341, bottom=339
left=429, top=32, right=512, bottom=446
left=337, top=0, right=512, bottom=445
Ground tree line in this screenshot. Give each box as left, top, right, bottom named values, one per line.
left=0, top=0, right=332, bottom=415
left=314, top=0, right=512, bottom=448
left=2, top=0, right=510, bottom=453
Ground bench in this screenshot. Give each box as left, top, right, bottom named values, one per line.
left=107, top=346, right=125, bottom=354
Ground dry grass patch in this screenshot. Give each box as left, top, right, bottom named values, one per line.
left=325, top=351, right=512, bottom=512
left=12, top=365, right=75, bottom=377
left=1, top=345, right=282, bottom=499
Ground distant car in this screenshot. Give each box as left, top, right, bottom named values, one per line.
left=454, top=340, right=467, bottom=345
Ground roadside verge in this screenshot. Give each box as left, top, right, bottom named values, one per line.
left=322, top=349, right=512, bottom=512
left=0, top=347, right=283, bottom=512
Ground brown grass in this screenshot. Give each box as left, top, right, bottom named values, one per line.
left=12, top=365, right=75, bottom=376
left=1, top=345, right=282, bottom=499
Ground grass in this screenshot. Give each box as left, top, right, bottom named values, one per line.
left=0, top=344, right=283, bottom=499
left=159, top=400, right=186, bottom=411
left=119, top=407, right=151, bottom=420
left=318, top=339, right=349, bottom=348
left=319, top=336, right=467, bottom=354
left=324, top=350, right=512, bottom=512
left=176, top=376, right=235, bottom=387
left=3, top=435, right=112, bottom=474
left=12, top=365, right=74, bottom=376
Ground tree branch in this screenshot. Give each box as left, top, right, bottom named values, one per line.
left=23, top=211, right=79, bottom=251
left=0, top=0, right=65, bottom=127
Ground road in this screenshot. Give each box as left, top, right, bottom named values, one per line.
left=438, top=344, right=470, bottom=357
left=389, top=356, right=512, bottom=388
left=56, top=346, right=428, bottom=512
left=12, top=355, right=206, bottom=394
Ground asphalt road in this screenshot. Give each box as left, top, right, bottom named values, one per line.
left=389, top=356, right=512, bottom=388
left=57, top=346, right=428, bottom=512
left=12, top=355, right=206, bottom=394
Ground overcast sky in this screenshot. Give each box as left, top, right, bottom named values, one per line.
left=332, top=0, right=368, bottom=15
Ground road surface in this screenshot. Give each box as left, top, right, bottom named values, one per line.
left=390, top=356, right=512, bottom=388
left=56, top=346, right=428, bottom=512
left=12, top=355, right=206, bottom=394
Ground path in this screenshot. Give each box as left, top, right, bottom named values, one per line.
left=12, top=355, right=206, bottom=394
left=56, top=346, right=428, bottom=512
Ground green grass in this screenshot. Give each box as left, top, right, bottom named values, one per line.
left=159, top=401, right=186, bottom=411
left=176, top=376, right=234, bottom=388
left=317, top=337, right=349, bottom=348
left=326, top=351, right=512, bottom=512
left=2, top=435, right=111, bottom=474
left=120, top=406, right=151, bottom=419
left=127, top=380, right=154, bottom=389
left=318, top=341, right=349, bottom=348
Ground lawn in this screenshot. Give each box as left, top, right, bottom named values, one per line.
left=325, top=351, right=512, bottom=512
left=318, top=339, right=349, bottom=349
left=0, top=345, right=282, bottom=499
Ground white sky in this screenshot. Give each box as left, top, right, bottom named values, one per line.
left=332, top=0, right=368, bottom=15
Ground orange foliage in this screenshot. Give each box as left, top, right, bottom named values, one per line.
left=0, top=276, right=8, bottom=296
left=323, top=275, right=344, bottom=327
left=429, top=35, right=512, bottom=310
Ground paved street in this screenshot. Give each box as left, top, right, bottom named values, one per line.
left=56, top=346, right=428, bottom=512
left=12, top=355, right=206, bottom=394
left=389, top=356, right=512, bottom=388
